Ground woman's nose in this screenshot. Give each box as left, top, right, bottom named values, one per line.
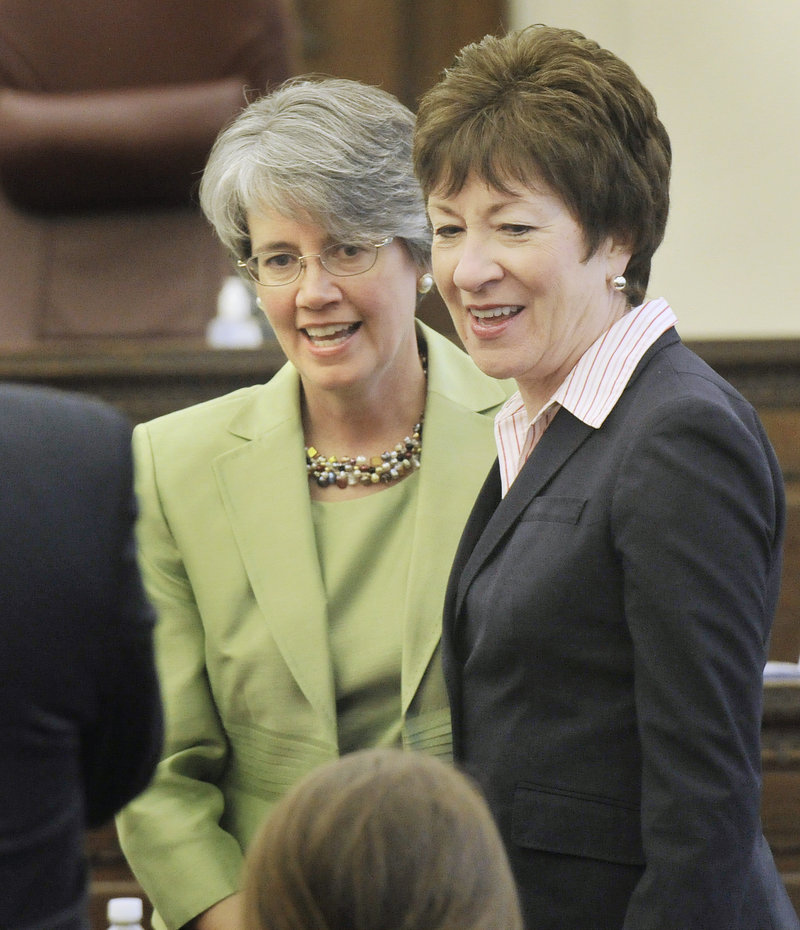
left=295, top=257, right=342, bottom=308
left=451, top=236, right=503, bottom=292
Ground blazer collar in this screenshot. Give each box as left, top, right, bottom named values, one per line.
left=401, top=380, right=506, bottom=712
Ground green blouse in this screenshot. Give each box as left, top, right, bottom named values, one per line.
left=311, top=473, right=419, bottom=753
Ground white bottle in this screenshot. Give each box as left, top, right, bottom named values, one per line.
left=107, top=896, right=144, bottom=930
left=206, top=275, right=263, bottom=348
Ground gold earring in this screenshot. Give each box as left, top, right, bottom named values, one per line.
left=417, top=273, right=434, bottom=295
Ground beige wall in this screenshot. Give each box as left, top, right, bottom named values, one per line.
left=508, top=1, right=800, bottom=338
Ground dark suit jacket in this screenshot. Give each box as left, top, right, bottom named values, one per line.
left=444, top=330, right=799, bottom=930
left=0, top=384, right=162, bottom=930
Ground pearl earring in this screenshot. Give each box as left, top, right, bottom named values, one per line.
left=417, top=273, right=434, bottom=295
left=256, top=296, right=264, bottom=309
left=611, top=275, right=627, bottom=291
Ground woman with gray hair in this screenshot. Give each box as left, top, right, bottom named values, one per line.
left=116, top=77, right=509, bottom=930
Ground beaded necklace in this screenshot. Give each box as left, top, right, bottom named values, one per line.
left=306, top=419, right=423, bottom=489
left=305, top=351, right=426, bottom=490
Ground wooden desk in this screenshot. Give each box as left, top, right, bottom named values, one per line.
left=762, top=680, right=800, bottom=914
left=0, top=338, right=286, bottom=425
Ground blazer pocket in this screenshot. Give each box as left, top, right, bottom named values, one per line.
left=520, top=496, right=586, bottom=524
left=512, top=782, right=645, bottom=866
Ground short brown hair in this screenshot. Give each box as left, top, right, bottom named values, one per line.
left=242, top=749, right=523, bottom=930
left=413, top=25, right=671, bottom=305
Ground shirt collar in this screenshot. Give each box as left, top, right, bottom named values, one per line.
left=553, top=297, right=677, bottom=428
left=494, top=298, right=677, bottom=495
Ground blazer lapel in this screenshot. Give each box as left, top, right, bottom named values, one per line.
left=212, top=368, right=337, bottom=738
left=400, top=323, right=511, bottom=714
left=401, top=392, right=501, bottom=714
left=443, top=460, right=501, bottom=640
left=455, top=408, right=593, bottom=617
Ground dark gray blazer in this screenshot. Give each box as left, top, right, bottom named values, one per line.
left=444, top=330, right=798, bottom=930
left=0, top=384, right=162, bottom=930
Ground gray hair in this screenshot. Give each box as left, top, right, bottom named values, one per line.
left=199, top=77, right=431, bottom=270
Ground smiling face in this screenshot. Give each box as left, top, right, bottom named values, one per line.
left=247, top=208, right=422, bottom=404
left=427, top=175, right=631, bottom=414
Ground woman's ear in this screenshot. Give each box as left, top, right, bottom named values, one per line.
left=606, top=236, right=633, bottom=278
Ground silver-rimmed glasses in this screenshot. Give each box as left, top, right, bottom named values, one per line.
left=238, top=237, right=394, bottom=286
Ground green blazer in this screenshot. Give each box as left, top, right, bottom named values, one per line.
left=116, top=323, right=509, bottom=930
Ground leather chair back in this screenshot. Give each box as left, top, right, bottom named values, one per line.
left=0, top=0, right=298, bottom=343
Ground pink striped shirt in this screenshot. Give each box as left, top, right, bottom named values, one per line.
left=495, top=298, right=677, bottom=496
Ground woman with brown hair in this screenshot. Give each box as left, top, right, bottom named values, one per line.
left=414, top=24, right=796, bottom=930
left=242, top=749, right=523, bottom=930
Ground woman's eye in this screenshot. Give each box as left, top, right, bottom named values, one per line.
left=501, top=224, right=534, bottom=236
left=433, top=225, right=462, bottom=238
left=335, top=243, right=366, bottom=258
left=263, top=252, right=296, bottom=268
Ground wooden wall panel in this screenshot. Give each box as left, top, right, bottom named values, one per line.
left=287, top=0, right=509, bottom=337
left=295, top=0, right=405, bottom=91
left=295, top=0, right=508, bottom=108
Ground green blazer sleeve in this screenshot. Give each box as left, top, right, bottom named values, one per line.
left=118, top=418, right=249, bottom=930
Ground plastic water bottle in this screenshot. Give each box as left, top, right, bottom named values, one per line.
left=206, top=275, right=263, bottom=348
left=107, top=897, right=144, bottom=929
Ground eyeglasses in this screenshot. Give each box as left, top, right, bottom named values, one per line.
left=238, top=237, right=394, bottom=286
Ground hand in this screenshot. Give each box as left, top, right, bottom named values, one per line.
left=184, top=893, right=243, bottom=930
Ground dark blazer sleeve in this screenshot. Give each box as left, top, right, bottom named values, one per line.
left=0, top=385, right=163, bottom=929
left=613, top=386, right=784, bottom=927
left=0, top=385, right=162, bottom=827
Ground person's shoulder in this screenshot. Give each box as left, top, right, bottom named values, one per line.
left=638, top=333, right=752, bottom=413
left=618, top=334, right=771, bottom=457
left=0, top=382, right=129, bottom=436
left=139, top=383, right=264, bottom=433
left=133, top=364, right=298, bottom=463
